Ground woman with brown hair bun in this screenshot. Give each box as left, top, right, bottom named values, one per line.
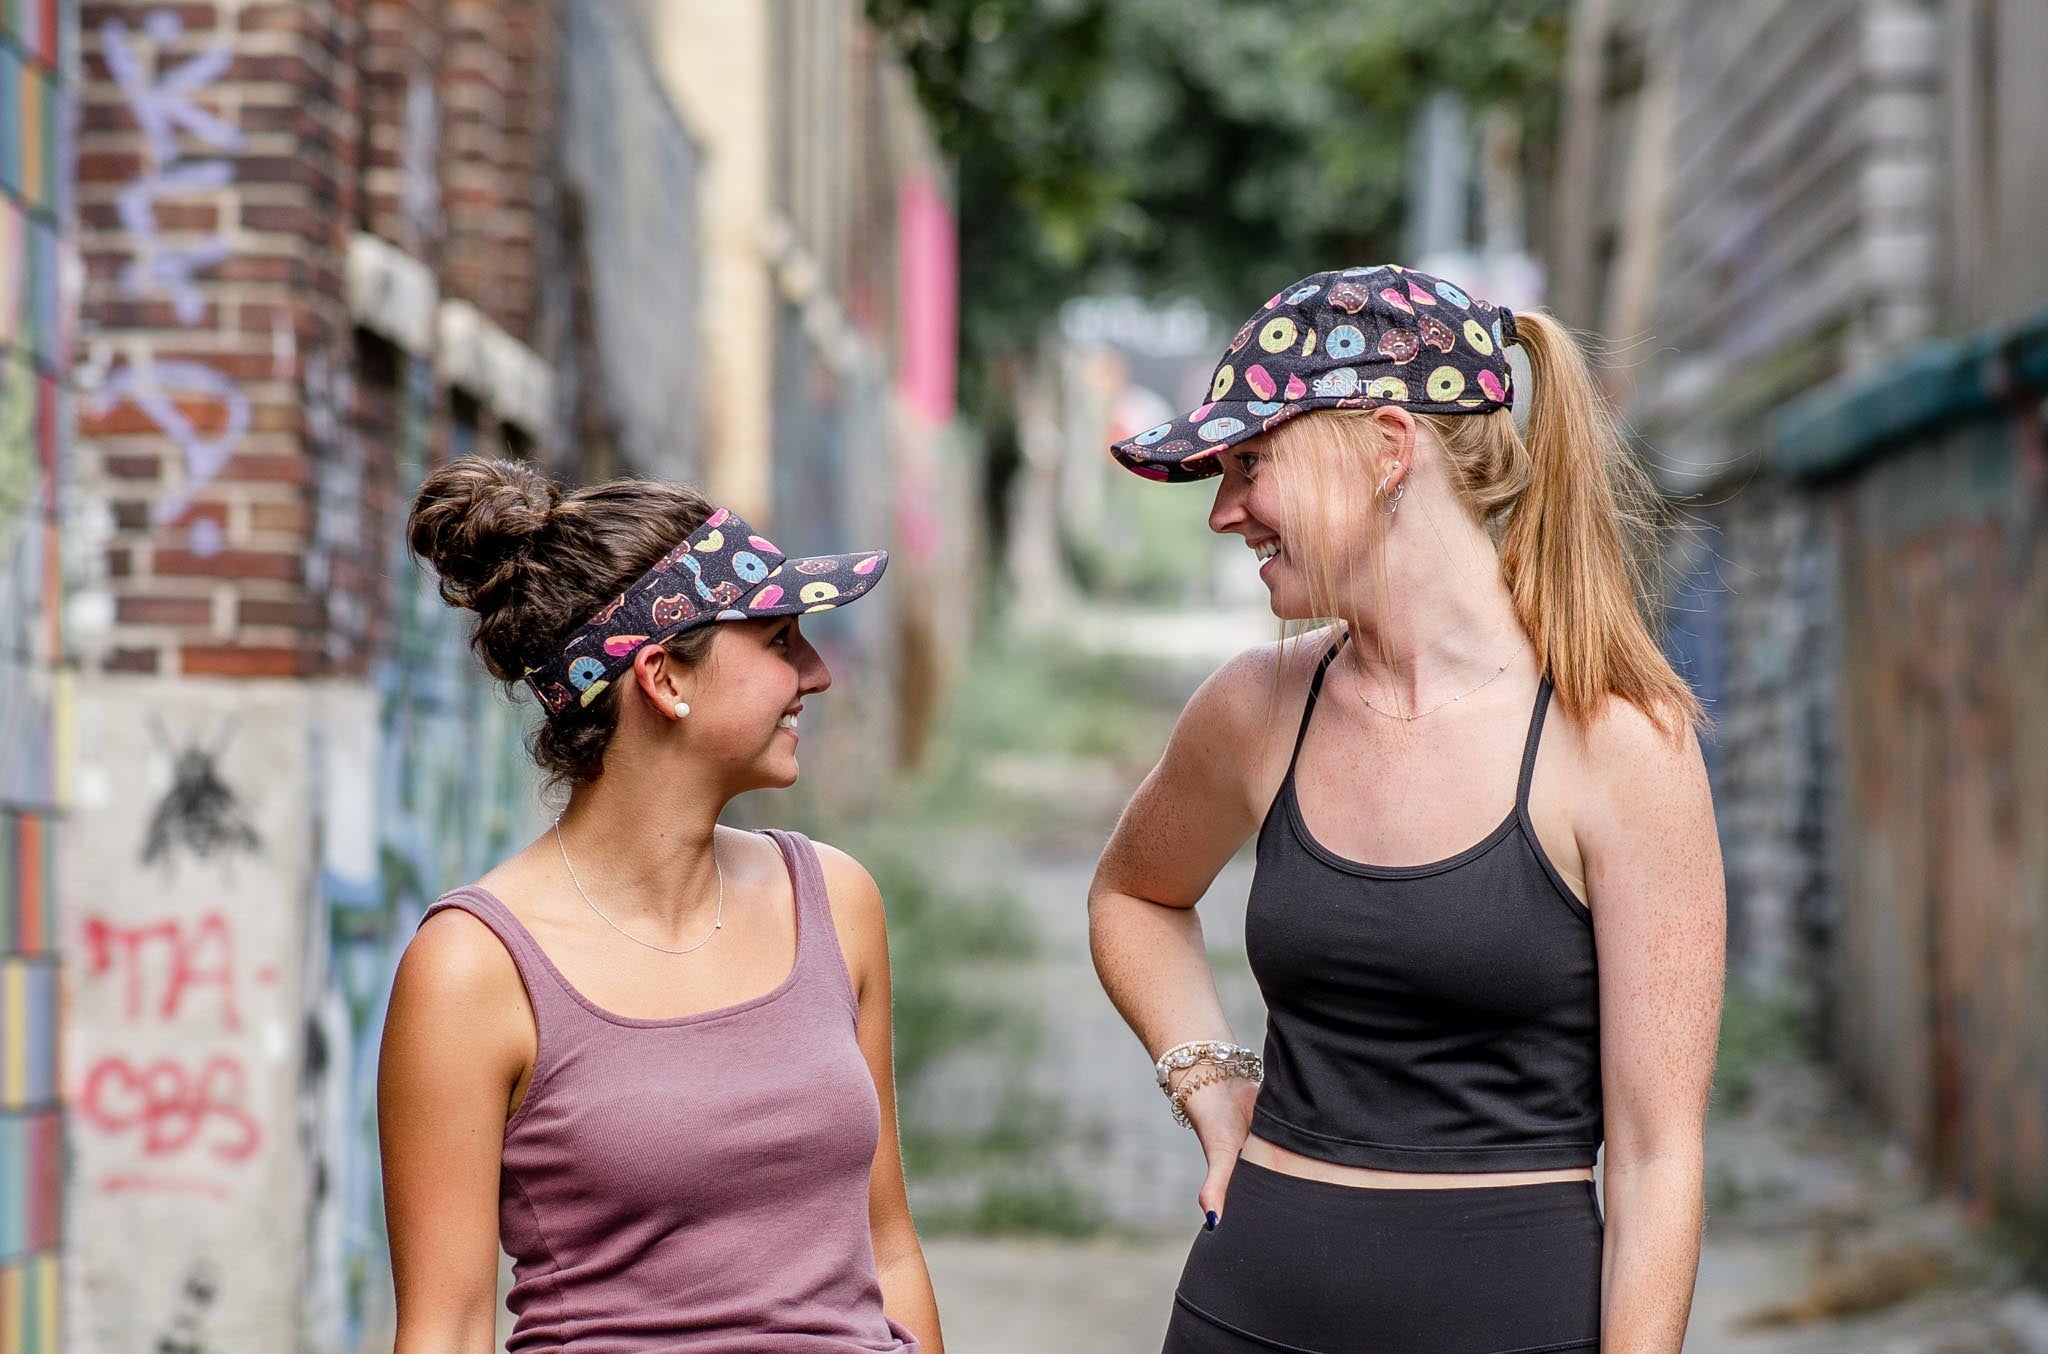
left=1092, top=266, right=1725, bottom=1352
left=378, top=457, right=941, bottom=1353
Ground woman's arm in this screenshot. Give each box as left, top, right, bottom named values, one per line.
left=1088, top=641, right=1302, bottom=1220
left=379, top=909, right=535, bottom=1354
left=1582, top=705, right=1726, bottom=1353
left=819, top=845, right=944, bottom=1353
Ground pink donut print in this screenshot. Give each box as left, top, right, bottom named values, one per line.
left=1408, top=282, right=1437, bottom=306
left=749, top=535, right=778, bottom=553
left=1380, top=288, right=1412, bottom=315
left=1284, top=372, right=1308, bottom=400
left=1246, top=364, right=1277, bottom=400
left=705, top=508, right=729, bottom=528
left=853, top=554, right=882, bottom=575
left=603, top=634, right=648, bottom=657
left=749, top=584, right=785, bottom=609
left=1477, top=369, right=1507, bottom=402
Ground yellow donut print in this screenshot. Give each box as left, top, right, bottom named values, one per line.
left=1427, top=366, right=1466, bottom=401
left=693, top=529, right=725, bottom=552
left=1464, top=319, right=1494, bottom=355
left=1301, top=328, right=1316, bottom=357
left=1258, top=317, right=1298, bottom=353
left=1211, top=365, right=1236, bottom=400
left=800, top=581, right=841, bottom=605
left=1366, top=376, right=1410, bottom=400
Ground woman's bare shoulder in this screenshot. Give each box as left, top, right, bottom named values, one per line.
left=389, top=902, right=532, bottom=1047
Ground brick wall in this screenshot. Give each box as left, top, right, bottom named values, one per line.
left=75, top=0, right=559, bottom=680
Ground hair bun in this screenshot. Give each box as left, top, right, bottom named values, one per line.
left=406, top=457, right=562, bottom=612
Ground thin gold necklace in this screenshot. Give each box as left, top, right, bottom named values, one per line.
left=553, top=817, right=725, bottom=954
left=1348, top=644, right=1524, bottom=723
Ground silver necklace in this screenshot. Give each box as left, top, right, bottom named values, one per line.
left=1349, top=644, right=1523, bottom=723
left=553, top=816, right=724, bottom=954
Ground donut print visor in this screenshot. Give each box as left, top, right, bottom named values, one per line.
left=523, top=507, right=887, bottom=718
left=1110, top=264, right=1519, bottom=483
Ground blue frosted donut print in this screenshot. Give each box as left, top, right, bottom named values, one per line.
left=680, top=554, right=716, bottom=600
left=1197, top=416, right=1247, bottom=441
left=732, top=550, right=769, bottom=583
left=1135, top=423, right=1174, bottom=446
left=1326, top=324, right=1366, bottom=359
left=1434, top=280, right=1472, bottom=307
left=568, top=656, right=606, bottom=690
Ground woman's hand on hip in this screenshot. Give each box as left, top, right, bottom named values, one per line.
left=1184, top=1075, right=1260, bottom=1226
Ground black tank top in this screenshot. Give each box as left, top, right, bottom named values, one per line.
left=1245, top=635, right=1603, bottom=1172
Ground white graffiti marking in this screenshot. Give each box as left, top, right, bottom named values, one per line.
left=87, top=356, right=250, bottom=541
left=96, top=13, right=245, bottom=557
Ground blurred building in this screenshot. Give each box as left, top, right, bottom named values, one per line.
left=0, top=2, right=962, bottom=1351
left=1555, top=0, right=2048, bottom=1238
left=645, top=0, right=970, bottom=778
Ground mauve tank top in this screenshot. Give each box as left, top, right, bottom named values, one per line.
left=1245, top=635, right=1604, bottom=1172
left=420, top=828, right=918, bottom=1353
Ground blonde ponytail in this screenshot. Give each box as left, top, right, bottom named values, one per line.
left=1494, top=310, right=1702, bottom=737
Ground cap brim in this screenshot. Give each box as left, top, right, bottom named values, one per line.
left=725, top=548, right=889, bottom=618
left=1110, top=399, right=1326, bottom=482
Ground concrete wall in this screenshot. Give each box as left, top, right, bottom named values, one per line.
left=65, top=679, right=315, bottom=1352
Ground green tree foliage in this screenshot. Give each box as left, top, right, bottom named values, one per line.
left=869, top=0, right=1568, bottom=408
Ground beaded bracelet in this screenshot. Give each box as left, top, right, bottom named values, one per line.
left=1168, top=1061, right=1263, bottom=1130
left=1154, top=1039, right=1261, bottom=1090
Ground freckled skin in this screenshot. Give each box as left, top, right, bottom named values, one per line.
left=1091, top=409, right=1725, bottom=1350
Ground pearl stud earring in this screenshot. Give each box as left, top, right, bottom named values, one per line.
left=672, top=701, right=691, bottom=719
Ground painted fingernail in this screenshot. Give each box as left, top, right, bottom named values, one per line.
left=1204, top=1210, right=1219, bottom=1231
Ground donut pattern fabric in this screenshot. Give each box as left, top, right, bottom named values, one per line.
left=522, top=507, right=888, bottom=718
left=1110, top=264, right=1520, bottom=483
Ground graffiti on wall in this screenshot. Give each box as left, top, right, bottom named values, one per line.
left=75, top=716, right=275, bottom=1204
left=86, top=11, right=246, bottom=558
left=140, top=728, right=263, bottom=869
left=1, top=1, right=70, bottom=1346
left=305, top=347, right=369, bottom=664
left=301, top=356, right=537, bottom=1350
left=76, top=893, right=274, bottom=1198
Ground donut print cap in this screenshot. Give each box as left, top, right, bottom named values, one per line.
left=522, top=507, right=887, bottom=719
left=1110, top=264, right=1520, bottom=483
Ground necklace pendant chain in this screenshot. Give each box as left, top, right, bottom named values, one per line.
left=1352, top=643, right=1522, bottom=724
left=554, top=817, right=725, bottom=955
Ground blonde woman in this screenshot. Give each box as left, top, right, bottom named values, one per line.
left=1092, top=267, right=1724, bottom=1353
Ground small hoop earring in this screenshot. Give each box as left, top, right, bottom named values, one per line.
left=672, top=701, right=691, bottom=720
left=1379, top=480, right=1406, bottom=515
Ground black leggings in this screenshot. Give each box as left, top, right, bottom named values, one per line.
left=1161, top=1160, right=1603, bottom=1354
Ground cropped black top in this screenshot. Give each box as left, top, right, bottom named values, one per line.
left=1245, top=638, right=1603, bottom=1172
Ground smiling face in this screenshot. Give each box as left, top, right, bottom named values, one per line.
left=679, top=616, right=833, bottom=792
left=1207, top=413, right=1388, bottom=622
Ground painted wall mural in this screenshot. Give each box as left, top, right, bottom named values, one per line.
left=302, top=355, right=538, bottom=1352
left=0, top=1, right=71, bottom=1350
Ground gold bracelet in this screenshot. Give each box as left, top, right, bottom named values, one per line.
left=1169, top=1062, right=1261, bottom=1129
